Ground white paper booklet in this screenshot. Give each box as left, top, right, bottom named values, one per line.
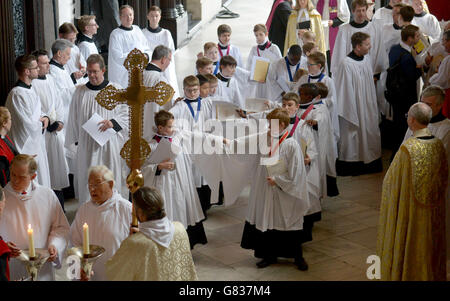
left=245, top=98, right=270, bottom=113
left=82, top=113, right=117, bottom=147
left=148, top=137, right=181, bottom=164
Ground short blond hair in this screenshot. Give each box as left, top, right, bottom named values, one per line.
left=282, top=92, right=300, bottom=105
left=204, top=73, right=218, bottom=84
left=204, top=42, right=218, bottom=53
left=12, top=154, right=38, bottom=175
left=253, top=24, right=268, bottom=34
left=302, top=30, right=316, bottom=42
left=267, top=108, right=290, bottom=128
left=78, top=15, right=96, bottom=33
left=0, top=107, right=11, bottom=126
left=183, top=75, right=200, bottom=88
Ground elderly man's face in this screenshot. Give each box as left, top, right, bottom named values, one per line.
left=421, top=95, right=441, bottom=117
left=88, top=171, right=113, bottom=204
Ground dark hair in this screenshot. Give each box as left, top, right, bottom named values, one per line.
left=288, top=44, right=302, bottom=57
left=31, top=49, right=49, bottom=59
left=133, top=187, right=166, bottom=221
left=399, top=6, right=415, bottom=22
left=154, top=110, right=174, bottom=127
left=351, top=0, right=368, bottom=11
left=315, top=82, right=329, bottom=98
left=86, top=54, right=106, bottom=70
left=196, top=74, right=209, bottom=86
left=15, top=54, right=37, bottom=74
left=219, top=55, right=237, bottom=68
left=148, top=5, right=161, bottom=14
left=401, top=24, right=419, bottom=42
left=59, top=22, right=78, bottom=35
left=351, top=32, right=370, bottom=49
left=217, top=24, right=232, bottom=36
left=266, top=108, right=290, bottom=128
left=299, top=83, right=319, bottom=99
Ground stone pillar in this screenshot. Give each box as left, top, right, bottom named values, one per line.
left=0, top=0, right=17, bottom=105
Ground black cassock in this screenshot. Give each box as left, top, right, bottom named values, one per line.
left=268, top=0, right=292, bottom=56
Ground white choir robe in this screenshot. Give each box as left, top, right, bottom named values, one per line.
left=312, top=0, right=350, bottom=51
left=65, top=82, right=129, bottom=204
left=429, top=55, right=450, bottom=89
left=170, top=98, right=214, bottom=189
left=218, top=44, right=243, bottom=67
left=108, top=26, right=152, bottom=88
left=141, top=131, right=206, bottom=228
left=403, top=117, right=450, bottom=262
left=142, top=27, right=180, bottom=98
left=298, top=102, right=337, bottom=197
left=267, top=56, right=308, bottom=102
left=67, top=44, right=88, bottom=86
left=32, top=75, right=70, bottom=190
left=334, top=55, right=381, bottom=163
left=5, top=84, right=51, bottom=188
left=412, top=13, right=441, bottom=44
left=70, top=190, right=132, bottom=281
left=245, top=43, right=282, bottom=99
left=288, top=120, right=322, bottom=215
left=49, top=62, right=76, bottom=125
left=372, top=6, right=394, bottom=27
left=221, top=134, right=310, bottom=232
left=142, top=66, right=174, bottom=141
left=78, top=34, right=99, bottom=61
left=330, top=21, right=387, bottom=76
left=294, top=74, right=340, bottom=143
left=215, top=74, right=247, bottom=109
left=0, top=182, right=69, bottom=281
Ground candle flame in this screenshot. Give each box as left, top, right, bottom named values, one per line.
left=28, top=224, right=32, bottom=230
left=83, top=223, right=88, bottom=228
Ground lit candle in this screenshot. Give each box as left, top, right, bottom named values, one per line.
left=83, top=223, right=90, bottom=255
left=27, top=224, right=35, bottom=258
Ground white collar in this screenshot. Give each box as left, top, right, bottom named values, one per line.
left=400, top=40, right=412, bottom=52
left=412, top=127, right=432, bottom=138
left=139, top=217, right=175, bottom=248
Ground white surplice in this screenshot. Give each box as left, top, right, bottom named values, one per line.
left=65, top=81, right=129, bottom=204
left=298, top=101, right=337, bottom=197
left=108, top=25, right=152, bottom=88
left=170, top=98, right=214, bottom=188
left=412, top=12, right=442, bottom=44
left=294, top=73, right=340, bottom=143
left=218, top=43, right=243, bottom=67
left=70, top=190, right=132, bottom=281
left=330, top=21, right=387, bottom=76
left=0, top=182, right=69, bottom=281
left=334, top=55, right=381, bottom=163
left=288, top=119, right=322, bottom=214
left=65, top=44, right=88, bottom=86
left=142, top=65, right=174, bottom=140
left=267, top=56, right=308, bottom=102
left=215, top=73, right=247, bottom=109
left=372, top=6, right=394, bottom=27
left=5, top=84, right=51, bottom=188
left=141, top=131, right=205, bottom=228
left=77, top=34, right=99, bottom=61
left=49, top=61, right=76, bottom=125
left=245, top=42, right=282, bottom=99
left=142, top=27, right=180, bottom=98
left=32, top=75, right=70, bottom=190
left=429, top=55, right=450, bottom=89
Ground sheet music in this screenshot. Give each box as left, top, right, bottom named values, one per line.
left=148, top=138, right=181, bottom=164
left=261, top=158, right=288, bottom=178
left=82, top=113, right=117, bottom=147
left=244, top=98, right=270, bottom=113
left=250, top=56, right=270, bottom=83
left=214, top=100, right=241, bottom=121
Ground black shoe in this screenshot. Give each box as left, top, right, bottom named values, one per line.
left=256, top=258, right=276, bottom=268
left=295, top=258, right=308, bottom=271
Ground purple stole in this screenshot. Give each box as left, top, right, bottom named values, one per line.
left=317, top=0, right=339, bottom=56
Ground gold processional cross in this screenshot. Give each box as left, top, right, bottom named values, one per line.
left=96, top=48, right=174, bottom=227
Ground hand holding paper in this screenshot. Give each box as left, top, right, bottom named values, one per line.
left=82, top=113, right=117, bottom=147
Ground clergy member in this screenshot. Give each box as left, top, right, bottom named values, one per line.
left=58, top=23, right=88, bottom=86
left=5, top=55, right=51, bottom=188
left=142, top=5, right=180, bottom=98
left=267, top=0, right=292, bottom=55
left=106, top=186, right=197, bottom=281
left=334, top=32, right=382, bottom=176
left=142, top=45, right=173, bottom=140
left=403, top=86, right=450, bottom=263
left=372, top=0, right=402, bottom=26
left=65, top=54, right=128, bottom=204
left=70, top=165, right=131, bottom=281
left=429, top=30, right=450, bottom=118
left=108, top=4, right=152, bottom=88
left=411, top=0, right=441, bottom=44
left=377, top=102, right=448, bottom=281
left=31, top=49, right=70, bottom=210
left=331, top=0, right=386, bottom=76
left=0, top=155, right=70, bottom=281
left=77, top=15, right=100, bottom=60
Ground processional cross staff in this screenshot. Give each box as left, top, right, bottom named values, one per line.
left=96, top=48, right=174, bottom=227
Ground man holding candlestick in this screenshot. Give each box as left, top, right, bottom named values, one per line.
left=0, top=155, right=70, bottom=281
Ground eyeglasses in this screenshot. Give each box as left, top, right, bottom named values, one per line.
left=88, top=180, right=108, bottom=190
left=307, top=63, right=319, bottom=66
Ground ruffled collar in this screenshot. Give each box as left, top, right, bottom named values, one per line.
left=139, top=217, right=175, bottom=248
